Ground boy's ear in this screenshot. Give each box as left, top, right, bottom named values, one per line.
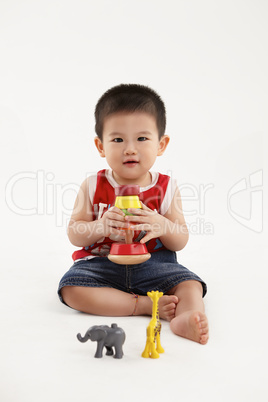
left=94, top=136, right=106, bottom=157
left=157, top=135, right=170, bottom=156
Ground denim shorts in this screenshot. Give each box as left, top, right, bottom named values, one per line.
left=58, top=250, right=207, bottom=304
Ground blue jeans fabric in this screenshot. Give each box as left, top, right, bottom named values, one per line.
left=58, top=250, right=207, bottom=304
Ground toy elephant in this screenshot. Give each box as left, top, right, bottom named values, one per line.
left=77, top=323, right=126, bottom=359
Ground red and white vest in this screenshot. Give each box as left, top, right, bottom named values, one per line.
left=72, top=169, right=177, bottom=261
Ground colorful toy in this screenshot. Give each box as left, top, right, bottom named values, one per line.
left=77, top=323, right=125, bottom=359
left=142, top=291, right=165, bottom=359
left=108, top=185, right=151, bottom=265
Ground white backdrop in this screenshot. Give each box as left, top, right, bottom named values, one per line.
left=1, top=1, right=267, bottom=401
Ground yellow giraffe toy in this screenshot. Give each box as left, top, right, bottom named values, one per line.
left=142, top=291, right=165, bottom=359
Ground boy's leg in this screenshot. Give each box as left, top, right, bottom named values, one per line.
left=60, top=286, right=178, bottom=319
left=61, top=286, right=139, bottom=316
left=168, top=280, right=209, bottom=344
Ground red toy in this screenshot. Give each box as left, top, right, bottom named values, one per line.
left=108, top=185, right=151, bottom=264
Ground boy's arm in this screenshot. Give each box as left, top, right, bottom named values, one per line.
left=159, top=186, right=189, bottom=251
left=68, top=178, right=127, bottom=247
left=126, top=187, right=189, bottom=251
left=67, top=177, right=102, bottom=247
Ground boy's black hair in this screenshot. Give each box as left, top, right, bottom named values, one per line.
left=94, top=84, right=166, bottom=140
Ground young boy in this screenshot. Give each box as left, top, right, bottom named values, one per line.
left=58, top=84, right=209, bottom=345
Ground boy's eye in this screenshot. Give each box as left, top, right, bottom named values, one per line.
left=137, top=137, right=147, bottom=141
left=113, top=138, right=123, bottom=143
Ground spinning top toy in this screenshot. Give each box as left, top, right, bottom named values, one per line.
left=108, top=185, right=151, bottom=265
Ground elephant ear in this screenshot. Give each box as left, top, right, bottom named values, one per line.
left=92, top=327, right=108, bottom=341
left=98, top=328, right=108, bottom=337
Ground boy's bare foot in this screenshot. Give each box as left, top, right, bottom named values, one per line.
left=158, top=295, right=178, bottom=321
left=135, top=294, right=178, bottom=321
left=170, top=311, right=209, bottom=344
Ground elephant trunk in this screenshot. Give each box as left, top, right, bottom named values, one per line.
left=77, top=332, right=90, bottom=343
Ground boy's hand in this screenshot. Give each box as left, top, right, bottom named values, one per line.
left=100, top=206, right=129, bottom=238
left=125, top=202, right=168, bottom=243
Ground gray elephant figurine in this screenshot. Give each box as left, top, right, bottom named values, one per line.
left=77, top=323, right=126, bottom=359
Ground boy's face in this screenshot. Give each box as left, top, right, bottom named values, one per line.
left=94, top=111, right=169, bottom=186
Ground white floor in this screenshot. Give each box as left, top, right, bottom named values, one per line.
left=1, top=1, right=267, bottom=400
left=1, top=214, right=266, bottom=402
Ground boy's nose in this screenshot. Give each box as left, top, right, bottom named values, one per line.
left=124, top=144, right=137, bottom=155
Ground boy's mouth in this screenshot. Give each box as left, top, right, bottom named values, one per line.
left=123, top=160, right=139, bottom=165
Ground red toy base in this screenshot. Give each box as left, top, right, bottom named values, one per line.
left=108, top=253, right=151, bottom=265
left=109, top=243, right=149, bottom=255
left=108, top=243, right=151, bottom=265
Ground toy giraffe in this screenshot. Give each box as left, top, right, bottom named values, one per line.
left=142, top=291, right=165, bottom=359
